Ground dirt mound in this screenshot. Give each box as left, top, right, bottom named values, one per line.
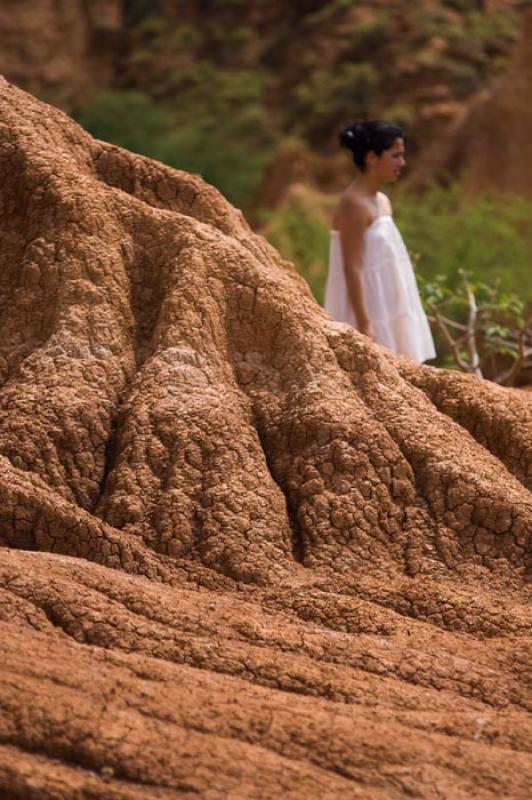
left=0, top=80, right=531, bottom=799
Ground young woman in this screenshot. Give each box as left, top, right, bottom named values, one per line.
left=324, top=120, right=436, bottom=363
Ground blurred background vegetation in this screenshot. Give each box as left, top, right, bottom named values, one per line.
left=76, top=0, right=527, bottom=204
left=61, top=1, right=532, bottom=378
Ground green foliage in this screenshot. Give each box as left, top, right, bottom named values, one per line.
left=421, top=271, right=525, bottom=326
left=305, top=0, right=358, bottom=26
left=381, top=101, right=416, bottom=127
left=351, top=12, right=389, bottom=51
left=76, top=72, right=275, bottom=207
left=293, top=62, right=379, bottom=128
left=395, top=184, right=532, bottom=303
left=134, top=14, right=167, bottom=38
left=418, top=269, right=531, bottom=382
left=166, top=63, right=275, bottom=206
left=75, top=90, right=174, bottom=159
left=467, top=9, right=517, bottom=47
left=263, top=205, right=331, bottom=304
left=116, top=0, right=521, bottom=162
left=124, top=0, right=161, bottom=26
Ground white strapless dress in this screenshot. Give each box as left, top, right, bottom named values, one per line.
left=324, top=215, right=436, bottom=363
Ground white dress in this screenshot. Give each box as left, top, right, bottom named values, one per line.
left=324, top=214, right=436, bottom=363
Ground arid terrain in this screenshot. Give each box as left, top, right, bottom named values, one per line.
left=0, top=81, right=531, bottom=799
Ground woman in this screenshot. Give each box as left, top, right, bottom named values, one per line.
left=324, top=120, right=436, bottom=363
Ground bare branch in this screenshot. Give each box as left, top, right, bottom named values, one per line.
left=464, top=279, right=482, bottom=378
left=429, top=304, right=478, bottom=374
left=494, top=318, right=532, bottom=385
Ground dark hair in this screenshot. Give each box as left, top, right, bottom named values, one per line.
left=339, top=120, right=404, bottom=171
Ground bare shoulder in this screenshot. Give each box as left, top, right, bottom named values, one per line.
left=333, top=186, right=370, bottom=229
left=378, top=191, right=393, bottom=216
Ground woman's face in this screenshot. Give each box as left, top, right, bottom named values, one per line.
left=369, top=138, right=406, bottom=182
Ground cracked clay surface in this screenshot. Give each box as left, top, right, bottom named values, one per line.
left=0, top=80, right=531, bottom=799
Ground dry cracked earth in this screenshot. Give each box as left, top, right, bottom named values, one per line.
left=0, top=79, right=531, bottom=799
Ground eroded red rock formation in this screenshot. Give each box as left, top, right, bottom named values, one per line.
left=0, top=80, right=531, bottom=799
left=449, top=8, right=532, bottom=196
left=406, top=6, right=532, bottom=196
left=0, top=0, right=121, bottom=110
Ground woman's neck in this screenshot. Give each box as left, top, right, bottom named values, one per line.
left=354, top=173, right=382, bottom=197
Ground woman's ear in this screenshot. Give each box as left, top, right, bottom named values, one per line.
left=365, top=150, right=378, bottom=171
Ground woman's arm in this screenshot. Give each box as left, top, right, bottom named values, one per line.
left=336, top=198, right=373, bottom=337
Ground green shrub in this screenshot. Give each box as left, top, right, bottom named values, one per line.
left=292, top=62, right=380, bottom=134
left=418, top=269, right=531, bottom=384
left=75, top=90, right=174, bottom=160
left=75, top=82, right=274, bottom=207
left=395, top=184, right=532, bottom=303
left=263, top=205, right=331, bottom=304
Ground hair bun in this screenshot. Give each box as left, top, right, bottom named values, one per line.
left=339, top=121, right=369, bottom=151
